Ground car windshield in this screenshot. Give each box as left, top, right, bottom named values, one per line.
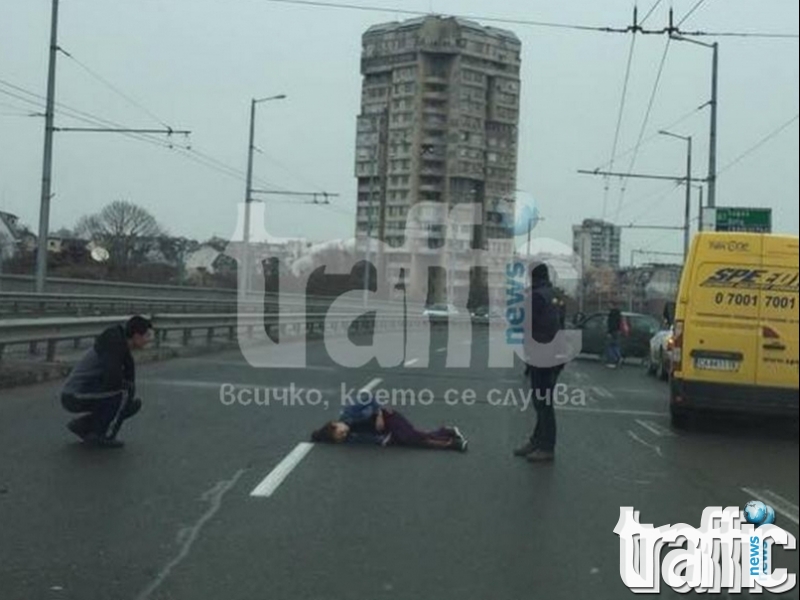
left=2, top=3, right=797, bottom=600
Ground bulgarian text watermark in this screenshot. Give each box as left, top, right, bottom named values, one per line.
left=219, top=382, right=587, bottom=410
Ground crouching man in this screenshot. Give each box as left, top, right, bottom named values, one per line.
left=61, top=316, right=152, bottom=448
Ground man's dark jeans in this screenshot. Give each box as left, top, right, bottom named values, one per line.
left=528, top=367, right=559, bottom=453
left=62, top=382, right=140, bottom=440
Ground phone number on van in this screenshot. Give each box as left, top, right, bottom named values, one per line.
left=713, top=293, right=797, bottom=309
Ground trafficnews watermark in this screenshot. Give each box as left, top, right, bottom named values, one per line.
left=614, top=502, right=797, bottom=594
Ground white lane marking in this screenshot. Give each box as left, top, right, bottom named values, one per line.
left=741, top=488, right=800, bottom=526
left=571, top=370, right=588, bottom=382
left=635, top=419, right=676, bottom=438
left=626, top=430, right=664, bottom=458
left=403, top=358, right=419, bottom=367
left=359, top=377, right=383, bottom=394
left=592, top=386, right=613, bottom=399
left=135, top=469, right=245, bottom=600
left=187, top=360, right=336, bottom=371
left=612, top=388, right=662, bottom=395
left=250, top=443, right=314, bottom=498
left=147, top=380, right=337, bottom=393
left=436, top=347, right=447, bottom=353
left=557, top=406, right=667, bottom=417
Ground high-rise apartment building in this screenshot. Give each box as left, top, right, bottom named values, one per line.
left=572, top=219, right=622, bottom=269
left=354, top=15, right=521, bottom=305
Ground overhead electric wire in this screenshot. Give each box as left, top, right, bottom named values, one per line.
left=262, top=0, right=797, bottom=39
left=716, top=113, right=799, bottom=177
left=0, top=77, right=296, bottom=189
left=640, top=0, right=666, bottom=25
left=614, top=36, right=672, bottom=221
left=677, top=0, right=711, bottom=27
left=682, top=29, right=798, bottom=39
left=602, top=31, right=637, bottom=219
left=594, top=103, right=706, bottom=171
left=59, top=49, right=173, bottom=130
left=626, top=183, right=682, bottom=226
left=262, top=0, right=627, bottom=33
left=614, top=181, right=682, bottom=223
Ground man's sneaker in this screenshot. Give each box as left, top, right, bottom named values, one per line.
left=452, top=437, right=468, bottom=452
left=513, top=442, right=536, bottom=457
left=444, top=426, right=465, bottom=442
left=526, top=450, right=555, bottom=463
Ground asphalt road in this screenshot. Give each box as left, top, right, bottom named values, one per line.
left=0, top=326, right=798, bottom=600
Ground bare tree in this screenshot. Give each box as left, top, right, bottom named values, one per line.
left=76, top=200, right=164, bottom=276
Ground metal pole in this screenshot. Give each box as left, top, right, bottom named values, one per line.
left=697, top=185, right=704, bottom=231
left=684, top=137, right=692, bottom=260
left=707, top=42, right=719, bottom=208
left=35, top=0, right=60, bottom=294
left=526, top=217, right=532, bottom=257
left=363, top=149, right=375, bottom=307
left=241, top=99, right=256, bottom=297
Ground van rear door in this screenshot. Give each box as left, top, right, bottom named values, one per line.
left=682, top=237, right=762, bottom=386
left=756, top=235, right=800, bottom=390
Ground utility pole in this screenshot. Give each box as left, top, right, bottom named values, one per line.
left=34, top=0, right=190, bottom=293
left=659, top=130, right=692, bottom=259
left=695, top=185, right=705, bottom=231
left=708, top=43, right=719, bottom=208
left=669, top=30, right=719, bottom=209
left=363, top=108, right=387, bottom=307
left=363, top=147, right=375, bottom=307
left=35, top=0, right=60, bottom=294
left=241, top=94, right=286, bottom=297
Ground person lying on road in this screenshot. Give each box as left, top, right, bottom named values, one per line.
left=311, top=395, right=468, bottom=452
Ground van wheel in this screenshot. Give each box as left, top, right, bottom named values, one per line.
left=670, top=406, right=691, bottom=430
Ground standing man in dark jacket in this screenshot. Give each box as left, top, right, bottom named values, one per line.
left=515, top=263, right=564, bottom=463
left=61, top=316, right=152, bottom=447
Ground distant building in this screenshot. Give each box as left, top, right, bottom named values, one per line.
left=46, top=236, right=90, bottom=255
left=354, top=15, right=522, bottom=305
left=0, top=211, right=37, bottom=258
left=572, top=219, right=621, bottom=269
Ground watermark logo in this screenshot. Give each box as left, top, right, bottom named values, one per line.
left=614, top=504, right=796, bottom=594
left=218, top=383, right=588, bottom=411
left=226, top=201, right=583, bottom=369
left=744, top=499, right=777, bottom=526
left=508, top=190, right=541, bottom=237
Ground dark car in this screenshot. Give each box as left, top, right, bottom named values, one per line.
left=576, top=311, right=661, bottom=360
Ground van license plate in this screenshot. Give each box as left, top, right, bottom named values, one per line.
left=694, top=357, right=739, bottom=372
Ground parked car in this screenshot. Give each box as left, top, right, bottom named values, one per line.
left=576, top=311, right=661, bottom=360
left=422, top=303, right=459, bottom=318
left=470, top=305, right=502, bottom=324
left=647, top=324, right=674, bottom=380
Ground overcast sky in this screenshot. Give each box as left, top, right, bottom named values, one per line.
left=1, top=0, right=798, bottom=265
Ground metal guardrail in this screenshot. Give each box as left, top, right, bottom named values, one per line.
left=0, top=290, right=411, bottom=318
left=0, top=311, right=461, bottom=363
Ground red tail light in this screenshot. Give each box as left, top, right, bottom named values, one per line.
left=672, top=320, right=684, bottom=373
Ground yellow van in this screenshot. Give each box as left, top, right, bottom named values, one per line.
left=670, top=232, right=799, bottom=427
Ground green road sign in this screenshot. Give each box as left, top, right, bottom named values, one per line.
left=709, top=207, right=772, bottom=233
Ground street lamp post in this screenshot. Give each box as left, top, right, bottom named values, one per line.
left=670, top=35, right=718, bottom=209
left=694, top=184, right=705, bottom=231
left=241, top=94, right=286, bottom=297
left=659, top=130, right=692, bottom=260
